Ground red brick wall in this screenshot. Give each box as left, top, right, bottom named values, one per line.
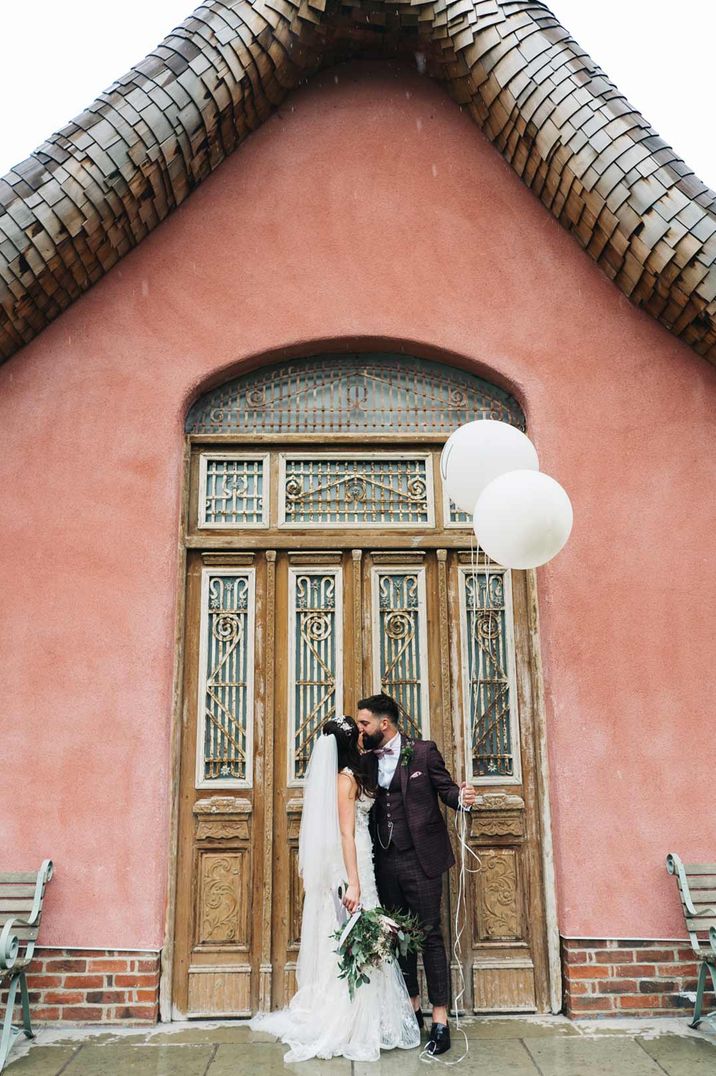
left=0, top=949, right=160, bottom=1023
left=562, top=938, right=711, bottom=1017
left=3, top=940, right=711, bottom=1022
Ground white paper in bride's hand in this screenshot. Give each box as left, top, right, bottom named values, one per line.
left=338, top=908, right=362, bottom=949
left=331, top=882, right=349, bottom=926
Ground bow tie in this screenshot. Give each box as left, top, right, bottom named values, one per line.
left=374, top=746, right=395, bottom=760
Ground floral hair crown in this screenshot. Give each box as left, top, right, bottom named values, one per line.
left=323, top=714, right=353, bottom=731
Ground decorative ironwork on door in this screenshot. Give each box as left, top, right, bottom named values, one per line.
left=289, top=569, right=343, bottom=782
left=459, top=567, right=521, bottom=783
left=281, top=456, right=433, bottom=527
left=199, top=455, right=268, bottom=527
left=186, top=354, right=526, bottom=435
left=196, top=570, right=255, bottom=787
left=372, top=569, right=429, bottom=738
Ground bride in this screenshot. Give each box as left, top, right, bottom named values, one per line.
left=249, top=716, right=421, bottom=1062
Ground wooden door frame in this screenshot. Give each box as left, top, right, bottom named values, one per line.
left=525, top=568, right=562, bottom=1012
left=160, top=439, right=191, bottom=1020
left=159, top=439, right=563, bottom=1019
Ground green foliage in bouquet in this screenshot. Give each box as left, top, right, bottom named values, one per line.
left=331, top=907, right=425, bottom=1000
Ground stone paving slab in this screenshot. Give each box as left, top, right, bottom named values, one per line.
left=354, top=1038, right=541, bottom=1075
left=60, top=1044, right=214, bottom=1075
left=2, top=1046, right=79, bottom=1075
left=4, top=1016, right=715, bottom=1075
left=209, top=1044, right=349, bottom=1076
left=522, top=1036, right=663, bottom=1075
left=638, top=1032, right=716, bottom=1075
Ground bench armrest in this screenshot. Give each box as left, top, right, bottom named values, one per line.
left=665, top=852, right=716, bottom=917
left=8, top=858, right=55, bottom=930
left=0, top=918, right=25, bottom=971
left=710, top=927, right=716, bottom=957
left=0, top=861, right=53, bottom=972
left=25, top=860, right=54, bottom=926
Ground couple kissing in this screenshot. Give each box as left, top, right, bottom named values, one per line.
left=249, top=693, right=476, bottom=1062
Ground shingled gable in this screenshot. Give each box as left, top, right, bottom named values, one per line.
left=1, top=0, right=715, bottom=365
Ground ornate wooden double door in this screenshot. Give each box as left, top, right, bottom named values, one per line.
left=171, top=357, right=556, bottom=1019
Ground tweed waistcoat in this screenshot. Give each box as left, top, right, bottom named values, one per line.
left=375, top=762, right=413, bottom=851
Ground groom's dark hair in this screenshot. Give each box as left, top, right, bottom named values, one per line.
left=357, top=693, right=400, bottom=727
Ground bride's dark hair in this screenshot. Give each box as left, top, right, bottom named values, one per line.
left=322, top=716, right=376, bottom=799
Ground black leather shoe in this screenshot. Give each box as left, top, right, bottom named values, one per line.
left=414, top=1007, right=424, bottom=1029
left=427, top=1021, right=451, bottom=1055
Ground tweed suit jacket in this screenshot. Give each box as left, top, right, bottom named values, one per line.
left=368, top=737, right=464, bottom=879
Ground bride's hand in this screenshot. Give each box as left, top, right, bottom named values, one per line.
left=343, top=883, right=360, bottom=913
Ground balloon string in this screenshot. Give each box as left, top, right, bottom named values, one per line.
left=420, top=534, right=483, bottom=1066
left=420, top=797, right=482, bottom=1066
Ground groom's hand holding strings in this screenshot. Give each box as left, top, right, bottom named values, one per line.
left=459, top=782, right=477, bottom=809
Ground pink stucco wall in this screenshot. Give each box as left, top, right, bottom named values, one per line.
left=1, top=61, right=714, bottom=949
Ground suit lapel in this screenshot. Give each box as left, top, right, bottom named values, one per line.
left=399, top=737, right=411, bottom=800
left=368, top=750, right=379, bottom=789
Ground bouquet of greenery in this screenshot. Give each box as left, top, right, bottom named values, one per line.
left=330, top=905, right=425, bottom=999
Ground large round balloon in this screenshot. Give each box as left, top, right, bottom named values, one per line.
left=441, top=420, right=539, bottom=515
left=473, top=470, right=573, bottom=569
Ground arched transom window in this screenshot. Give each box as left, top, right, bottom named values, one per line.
left=185, top=353, right=525, bottom=436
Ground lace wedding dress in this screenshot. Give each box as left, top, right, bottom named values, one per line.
left=249, top=763, right=420, bottom=1062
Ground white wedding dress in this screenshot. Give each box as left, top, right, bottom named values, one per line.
left=249, top=758, right=420, bottom=1062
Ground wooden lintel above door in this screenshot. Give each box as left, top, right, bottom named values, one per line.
left=369, top=551, right=426, bottom=564
left=287, top=550, right=343, bottom=565
left=200, top=552, right=256, bottom=565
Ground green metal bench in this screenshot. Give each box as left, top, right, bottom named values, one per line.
left=0, top=861, right=54, bottom=1072
left=666, top=853, right=716, bottom=1028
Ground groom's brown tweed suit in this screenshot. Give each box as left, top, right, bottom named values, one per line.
left=368, top=737, right=464, bottom=1008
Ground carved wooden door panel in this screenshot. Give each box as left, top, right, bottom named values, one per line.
left=446, top=551, right=551, bottom=1012
left=270, top=550, right=354, bottom=1008
left=172, top=550, right=274, bottom=1018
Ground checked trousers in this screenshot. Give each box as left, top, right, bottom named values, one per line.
left=375, top=843, right=450, bottom=1007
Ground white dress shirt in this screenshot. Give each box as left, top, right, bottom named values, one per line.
left=377, top=731, right=401, bottom=790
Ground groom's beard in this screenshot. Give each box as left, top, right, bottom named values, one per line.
left=362, top=730, right=384, bottom=752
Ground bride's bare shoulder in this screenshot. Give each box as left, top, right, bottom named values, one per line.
left=337, top=768, right=358, bottom=797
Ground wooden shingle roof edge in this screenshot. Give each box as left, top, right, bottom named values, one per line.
left=1, top=0, right=715, bottom=365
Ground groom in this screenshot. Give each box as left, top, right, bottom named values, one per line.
left=357, top=693, right=476, bottom=1056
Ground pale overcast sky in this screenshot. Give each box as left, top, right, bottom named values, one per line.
left=1, top=1, right=714, bottom=188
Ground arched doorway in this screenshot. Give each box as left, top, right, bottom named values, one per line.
left=170, top=353, right=557, bottom=1017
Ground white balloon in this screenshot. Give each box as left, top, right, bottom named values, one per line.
left=442, top=420, right=538, bottom=515
left=473, top=470, right=573, bottom=569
